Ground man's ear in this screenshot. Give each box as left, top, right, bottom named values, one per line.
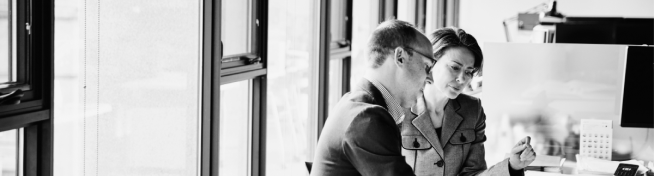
left=393, top=47, right=406, bottom=66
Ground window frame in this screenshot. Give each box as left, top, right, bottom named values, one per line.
left=202, top=0, right=268, bottom=175
left=379, top=0, right=398, bottom=23
left=0, top=0, right=40, bottom=116
left=425, top=0, right=460, bottom=33
left=323, top=0, right=352, bottom=130
left=219, top=0, right=265, bottom=77
left=0, top=0, right=54, bottom=176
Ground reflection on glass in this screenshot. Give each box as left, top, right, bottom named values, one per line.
left=0, top=129, right=17, bottom=176
left=266, top=0, right=318, bottom=175
left=220, top=80, right=252, bottom=176
left=328, top=59, right=342, bottom=113
left=0, top=0, right=10, bottom=83
left=221, top=0, right=251, bottom=56
left=482, top=43, right=654, bottom=166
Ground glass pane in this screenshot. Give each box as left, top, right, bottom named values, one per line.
left=350, top=0, right=375, bottom=90
left=222, top=0, right=252, bottom=56
left=330, top=0, right=347, bottom=43
left=219, top=80, right=252, bottom=176
left=53, top=0, right=201, bottom=175
left=0, top=129, right=17, bottom=176
left=266, top=0, right=319, bottom=175
left=0, top=0, right=9, bottom=83
left=328, top=59, right=342, bottom=112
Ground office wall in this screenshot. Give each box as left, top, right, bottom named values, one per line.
left=459, top=0, right=654, bottom=45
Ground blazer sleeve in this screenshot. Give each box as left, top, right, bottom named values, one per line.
left=460, top=99, right=524, bottom=176
left=342, top=107, right=416, bottom=176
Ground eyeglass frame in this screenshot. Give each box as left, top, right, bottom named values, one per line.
left=403, top=47, right=437, bottom=75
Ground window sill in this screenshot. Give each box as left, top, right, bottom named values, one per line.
left=0, top=83, right=31, bottom=94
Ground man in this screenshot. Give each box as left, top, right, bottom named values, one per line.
left=311, top=20, right=435, bottom=176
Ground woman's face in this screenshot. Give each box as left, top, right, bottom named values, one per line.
left=425, top=47, right=476, bottom=99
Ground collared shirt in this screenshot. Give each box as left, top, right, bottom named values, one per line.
left=366, top=78, right=405, bottom=124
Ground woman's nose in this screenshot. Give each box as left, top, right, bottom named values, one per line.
left=456, top=73, right=467, bottom=83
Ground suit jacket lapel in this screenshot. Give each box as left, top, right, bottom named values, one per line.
left=410, top=96, right=445, bottom=158
left=440, top=99, right=463, bottom=146
left=412, top=113, right=445, bottom=158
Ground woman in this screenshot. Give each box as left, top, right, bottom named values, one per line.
left=400, top=27, right=536, bottom=176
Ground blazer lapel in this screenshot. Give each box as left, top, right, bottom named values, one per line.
left=440, top=99, right=463, bottom=146
left=410, top=96, right=445, bottom=158
left=412, top=113, right=445, bottom=158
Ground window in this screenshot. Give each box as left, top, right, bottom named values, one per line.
left=219, top=80, right=252, bottom=176
left=0, top=0, right=53, bottom=175
left=266, top=0, right=319, bottom=175
left=380, top=0, right=398, bottom=22
left=207, top=0, right=268, bottom=176
left=0, top=0, right=39, bottom=116
left=53, top=0, right=201, bottom=175
left=0, top=129, right=19, bottom=176
left=398, top=0, right=426, bottom=32
left=221, top=0, right=263, bottom=75
left=327, top=0, right=352, bottom=114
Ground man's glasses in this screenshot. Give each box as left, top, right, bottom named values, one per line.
left=404, top=47, right=437, bottom=74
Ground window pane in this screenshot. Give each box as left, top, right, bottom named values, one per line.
left=53, top=0, right=201, bottom=175
left=0, top=0, right=9, bottom=83
left=328, top=59, right=342, bottom=112
left=222, top=0, right=252, bottom=56
left=266, top=0, right=319, bottom=175
left=219, top=80, right=252, bottom=176
left=330, top=0, right=347, bottom=43
left=350, top=0, right=375, bottom=90
left=0, top=129, right=17, bottom=176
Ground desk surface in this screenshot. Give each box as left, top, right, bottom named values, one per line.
left=525, top=171, right=611, bottom=176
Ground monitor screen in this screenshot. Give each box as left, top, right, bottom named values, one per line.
left=620, top=46, right=654, bottom=128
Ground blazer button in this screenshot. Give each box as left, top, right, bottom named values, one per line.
left=435, top=160, right=444, bottom=167
left=413, top=138, right=420, bottom=148
left=460, top=135, right=467, bottom=142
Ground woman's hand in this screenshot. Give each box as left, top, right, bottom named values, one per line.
left=509, top=136, right=536, bottom=170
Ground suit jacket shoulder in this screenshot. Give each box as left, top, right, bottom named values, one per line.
left=311, top=79, right=415, bottom=176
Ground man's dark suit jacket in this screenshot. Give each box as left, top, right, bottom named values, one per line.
left=310, top=79, right=415, bottom=176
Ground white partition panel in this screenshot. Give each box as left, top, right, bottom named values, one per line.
left=482, top=43, right=654, bottom=165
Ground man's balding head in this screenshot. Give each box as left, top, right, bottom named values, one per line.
left=366, top=20, right=430, bottom=68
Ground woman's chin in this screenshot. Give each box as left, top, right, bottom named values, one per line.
left=446, top=91, right=461, bottom=99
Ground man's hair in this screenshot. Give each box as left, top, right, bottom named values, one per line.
left=429, top=27, right=484, bottom=76
left=366, top=20, right=422, bottom=68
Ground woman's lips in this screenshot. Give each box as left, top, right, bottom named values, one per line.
left=449, top=85, right=461, bottom=91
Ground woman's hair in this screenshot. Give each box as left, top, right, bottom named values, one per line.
left=429, top=27, right=483, bottom=76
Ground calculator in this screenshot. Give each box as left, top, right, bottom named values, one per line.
left=614, top=163, right=639, bottom=176
left=579, top=119, right=612, bottom=160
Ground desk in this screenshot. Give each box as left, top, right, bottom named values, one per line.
left=526, top=171, right=611, bottom=176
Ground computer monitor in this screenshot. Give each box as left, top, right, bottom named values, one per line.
left=620, top=46, right=654, bottom=128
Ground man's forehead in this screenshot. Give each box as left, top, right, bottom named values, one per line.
left=410, top=42, right=433, bottom=57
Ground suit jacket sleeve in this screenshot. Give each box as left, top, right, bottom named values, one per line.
left=342, top=107, right=416, bottom=176
left=460, top=99, right=524, bottom=176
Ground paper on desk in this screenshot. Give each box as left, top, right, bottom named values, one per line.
left=576, top=154, right=619, bottom=174
left=529, top=155, right=564, bottom=167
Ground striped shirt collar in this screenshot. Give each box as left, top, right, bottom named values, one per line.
left=366, top=78, right=405, bottom=124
